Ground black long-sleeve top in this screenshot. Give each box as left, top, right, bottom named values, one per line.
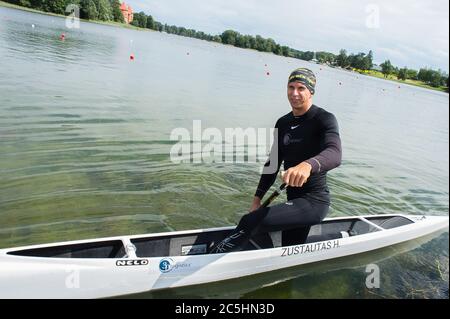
left=255, top=105, right=342, bottom=203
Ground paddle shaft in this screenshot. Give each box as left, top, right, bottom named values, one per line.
left=261, top=183, right=287, bottom=208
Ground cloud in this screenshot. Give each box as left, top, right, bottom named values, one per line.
left=126, top=0, right=449, bottom=71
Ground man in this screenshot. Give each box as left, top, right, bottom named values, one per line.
left=210, top=68, right=342, bottom=254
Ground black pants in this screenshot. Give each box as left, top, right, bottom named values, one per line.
left=210, top=196, right=329, bottom=253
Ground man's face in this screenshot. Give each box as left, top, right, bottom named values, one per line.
left=287, top=81, right=313, bottom=112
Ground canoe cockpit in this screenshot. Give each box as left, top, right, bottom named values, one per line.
left=6, top=215, right=414, bottom=259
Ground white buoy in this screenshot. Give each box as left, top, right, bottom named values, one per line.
left=31, top=24, right=35, bottom=28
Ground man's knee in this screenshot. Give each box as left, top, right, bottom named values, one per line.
left=307, top=205, right=329, bottom=225
left=239, top=207, right=269, bottom=230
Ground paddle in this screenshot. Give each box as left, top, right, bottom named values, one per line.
left=260, top=183, right=287, bottom=208
left=259, top=171, right=287, bottom=208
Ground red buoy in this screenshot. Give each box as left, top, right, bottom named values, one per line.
left=60, top=33, right=65, bottom=41
left=130, top=54, right=135, bottom=61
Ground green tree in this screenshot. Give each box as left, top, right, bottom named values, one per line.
left=406, top=69, right=418, bottom=80
left=336, top=49, right=349, bottom=68
left=430, top=71, right=442, bottom=87
left=146, top=15, right=155, bottom=29
left=281, top=46, right=290, bottom=57
left=96, top=0, right=112, bottom=21
left=273, top=44, right=283, bottom=55
left=9, top=0, right=32, bottom=7
left=154, top=21, right=164, bottom=31
left=236, top=34, right=251, bottom=48
left=363, top=50, right=374, bottom=70
left=43, top=0, right=66, bottom=14
left=301, top=51, right=314, bottom=61
left=349, top=53, right=366, bottom=69
left=221, top=30, right=239, bottom=46
left=317, top=51, right=336, bottom=64
left=80, top=0, right=98, bottom=20
left=397, top=67, right=407, bottom=81
left=131, top=11, right=147, bottom=28
left=109, top=0, right=124, bottom=23
left=380, top=60, right=394, bottom=78
left=264, top=38, right=276, bottom=52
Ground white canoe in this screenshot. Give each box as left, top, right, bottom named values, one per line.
left=0, top=214, right=448, bottom=299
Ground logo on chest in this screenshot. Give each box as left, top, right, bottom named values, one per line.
left=283, top=133, right=303, bottom=146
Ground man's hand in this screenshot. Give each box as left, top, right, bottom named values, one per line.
left=282, top=162, right=312, bottom=187
left=250, top=196, right=262, bottom=212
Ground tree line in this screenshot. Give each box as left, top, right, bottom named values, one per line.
left=379, top=60, right=448, bottom=88
left=4, top=0, right=449, bottom=89
left=5, top=0, right=125, bottom=22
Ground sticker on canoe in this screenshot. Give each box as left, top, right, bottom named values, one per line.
left=281, top=239, right=340, bottom=257
left=116, top=259, right=149, bottom=266
left=181, top=244, right=207, bottom=255
left=159, top=258, right=173, bottom=273
left=159, top=258, right=192, bottom=273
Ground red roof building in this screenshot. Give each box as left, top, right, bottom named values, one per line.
left=120, top=2, right=134, bottom=24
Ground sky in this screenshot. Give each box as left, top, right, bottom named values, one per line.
left=125, top=0, right=449, bottom=72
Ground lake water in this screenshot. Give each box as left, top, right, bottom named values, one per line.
left=0, top=6, right=448, bottom=299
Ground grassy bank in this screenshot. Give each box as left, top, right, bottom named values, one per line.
left=0, top=0, right=142, bottom=31
left=353, top=68, right=448, bottom=93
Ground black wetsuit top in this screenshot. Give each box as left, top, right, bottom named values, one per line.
left=255, top=105, right=342, bottom=204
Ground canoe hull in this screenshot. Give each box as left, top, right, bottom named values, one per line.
left=0, top=214, right=448, bottom=298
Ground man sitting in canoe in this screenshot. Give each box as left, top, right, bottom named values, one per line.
left=210, top=68, right=342, bottom=253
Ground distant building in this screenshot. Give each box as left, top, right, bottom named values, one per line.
left=120, top=1, right=134, bottom=24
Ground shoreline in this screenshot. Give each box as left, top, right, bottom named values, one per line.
left=1, top=1, right=447, bottom=94
left=0, top=1, right=143, bottom=31
left=350, top=68, right=448, bottom=93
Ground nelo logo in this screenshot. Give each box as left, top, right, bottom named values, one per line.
left=116, top=259, right=149, bottom=266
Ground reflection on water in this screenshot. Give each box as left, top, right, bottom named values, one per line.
left=0, top=6, right=448, bottom=298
